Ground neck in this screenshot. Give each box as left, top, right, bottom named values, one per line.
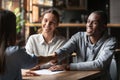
left=89, top=35, right=101, bottom=44
left=42, top=32, right=54, bottom=43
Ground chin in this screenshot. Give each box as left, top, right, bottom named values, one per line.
left=86, top=32, right=93, bottom=36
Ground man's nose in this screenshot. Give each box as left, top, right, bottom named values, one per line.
left=87, top=22, right=92, bottom=27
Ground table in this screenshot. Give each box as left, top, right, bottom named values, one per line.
left=23, top=70, right=103, bottom=80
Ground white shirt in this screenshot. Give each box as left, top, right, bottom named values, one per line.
left=25, top=34, right=66, bottom=56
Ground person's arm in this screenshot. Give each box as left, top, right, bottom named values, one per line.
left=37, top=55, right=57, bottom=65
left=50, top=37, right=117, bottom=71
left=55, top=33, right=80, bottom=62
left=20, top=49, right=57, bottom=77
left=69, top=37, right=117, bottom=71
left=48, top=33, right=80, bottom=71
left=14, top=46, right=56, bottom=69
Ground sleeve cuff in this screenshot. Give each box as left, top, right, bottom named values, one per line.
left=70, top=63, right=78, bottom=70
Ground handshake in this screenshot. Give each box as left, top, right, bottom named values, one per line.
left=22, top=53, right=69, bottom=76
left=37, top=52, right=57, bottom=65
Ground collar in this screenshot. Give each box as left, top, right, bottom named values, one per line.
left=39, top=34, right=57, bottom=44
left=86, top=31, right=109, bottom=48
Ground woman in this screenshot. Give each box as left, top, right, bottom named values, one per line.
left=25, top=8, right=66, bottom=69
left=0, top=9, right=53, bottom=80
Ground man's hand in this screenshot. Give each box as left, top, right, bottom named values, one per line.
left=37, top=54, right=57, bottom=65
left=49, top=64, right=70, bottom=71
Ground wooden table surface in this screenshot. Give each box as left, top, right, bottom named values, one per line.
left=23, top=70, right=102, bottom=80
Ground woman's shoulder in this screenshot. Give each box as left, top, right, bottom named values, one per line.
left=55, top=35, right=66, bottom=41
left=5, top=46, right=24, bottom=56
left=6, top=46, right=19, bottom=51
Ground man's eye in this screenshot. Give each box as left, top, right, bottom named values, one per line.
left=93, top=22, right=98, bottom=24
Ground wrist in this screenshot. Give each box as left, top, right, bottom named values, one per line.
left=66, top=65, right=70, bottom=71
left=63, top=64, right=70, bottom=71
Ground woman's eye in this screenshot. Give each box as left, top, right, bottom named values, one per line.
left=52, top=22, right=56, bottom=24
left=44, top=19, right=47, bottom=22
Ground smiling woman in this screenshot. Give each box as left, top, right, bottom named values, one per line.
left=25, top=8, right=66, bottom=56
left=22, top=8, right=67, bottom=76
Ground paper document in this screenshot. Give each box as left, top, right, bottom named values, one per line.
left=33, top=69, right=64, bottom=75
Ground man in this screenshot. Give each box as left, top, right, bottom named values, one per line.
left=49, top=11, right=117, bottom=80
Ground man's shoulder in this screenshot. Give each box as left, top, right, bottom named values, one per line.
left=5, top=46, right=20, bottom=56
left=74, top=31, right=86, bottom=37
left=107, top=36, right=117, bottom=42
left=70, top=32, right=87, bottom=41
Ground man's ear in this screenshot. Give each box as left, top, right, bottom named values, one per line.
left=102, top=24, right=107, bottom=32
left=99, top=24, right=107, bottom=32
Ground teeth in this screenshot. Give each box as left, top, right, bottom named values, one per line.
left=87, top=28, right=92, bottom=32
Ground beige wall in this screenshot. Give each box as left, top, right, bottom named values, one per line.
left=110, top=0, right=120, bottom=23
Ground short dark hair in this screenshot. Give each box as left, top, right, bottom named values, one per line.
left=92, top=11, right=108, bottom=25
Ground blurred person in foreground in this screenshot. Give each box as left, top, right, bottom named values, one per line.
left=0, top=9, right=54, bottom=80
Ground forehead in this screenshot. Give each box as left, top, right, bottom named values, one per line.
left=43, top=13, right=56, bottom=20
left=88, top=13, right=101, bottom=21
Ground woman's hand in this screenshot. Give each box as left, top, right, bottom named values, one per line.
left=30, top=65, right=40, bottom=71
left=22, top=69, right=39, bottom=77
left=30, top=60, right=57, bottom=70
left=24, top=71, right=39, bottom=76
